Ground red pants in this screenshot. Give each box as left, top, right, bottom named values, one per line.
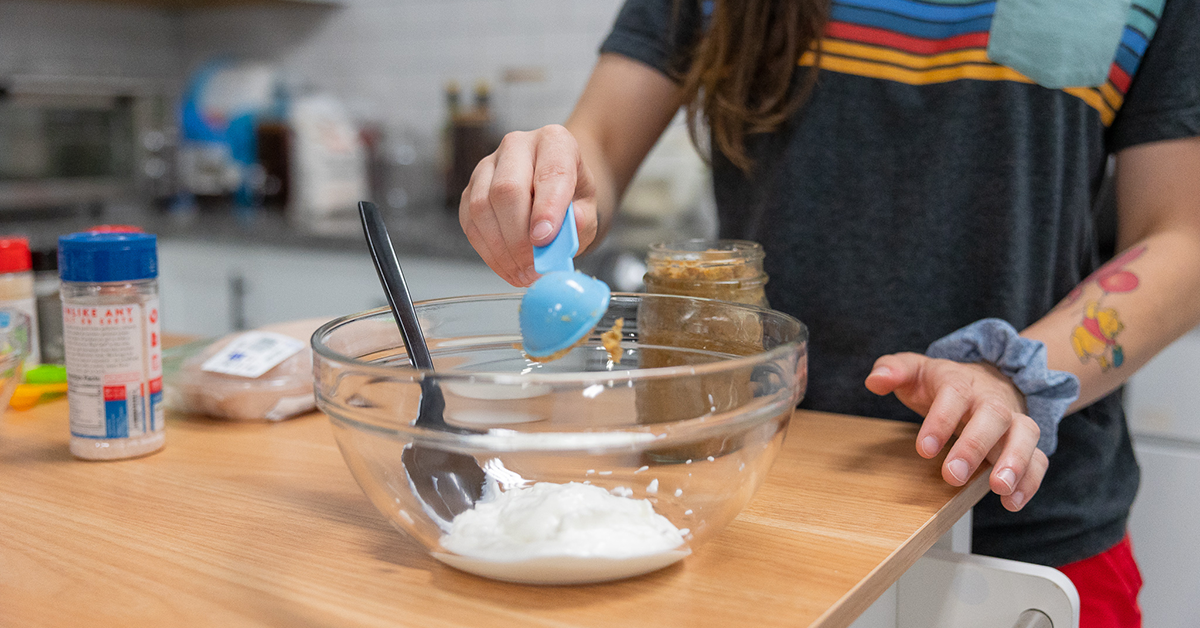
left=1056, top=534, right=1143, bottom=627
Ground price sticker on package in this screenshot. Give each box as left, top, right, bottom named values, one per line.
left=201, top=331, right=305, bottom=378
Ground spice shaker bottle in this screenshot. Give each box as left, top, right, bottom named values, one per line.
left=59, top=232, right=164, bottom=460
left=0, top=237, right=41, bottom=365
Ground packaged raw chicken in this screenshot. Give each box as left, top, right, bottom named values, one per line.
left=163, top=318, right=328, bottom=421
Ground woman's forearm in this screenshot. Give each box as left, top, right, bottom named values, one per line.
left=1022, top=231, right=1200, bottom=412
left=1022, top=137, right=1200, bottom=412
left=564, top=53, right=687, bottom=252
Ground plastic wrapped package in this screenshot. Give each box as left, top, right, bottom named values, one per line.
left=163, top=318, right=328, bottom=421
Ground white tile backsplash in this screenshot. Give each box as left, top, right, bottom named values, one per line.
left=178, top=0, right=624, bottom=144
left=1, top=0, right=182, bottom=84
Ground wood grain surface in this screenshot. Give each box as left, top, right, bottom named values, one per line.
left=0, top=393, right=987, bottom=627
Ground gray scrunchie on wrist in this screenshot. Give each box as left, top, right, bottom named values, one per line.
left=926, top=318, right=1080, bottom=456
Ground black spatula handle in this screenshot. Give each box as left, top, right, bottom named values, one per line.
left=358, top=201, right=434, bottom=370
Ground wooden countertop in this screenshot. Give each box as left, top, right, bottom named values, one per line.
left=0, top=397, right=988, bottom=627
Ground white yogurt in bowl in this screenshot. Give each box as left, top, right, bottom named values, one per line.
left=434, top=481, right=689, bottom=584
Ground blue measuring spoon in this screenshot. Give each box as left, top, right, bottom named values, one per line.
left=519, top=203, right=611, bottom=358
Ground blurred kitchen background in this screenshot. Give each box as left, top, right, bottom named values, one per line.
left=1, top=0, right=714, bottom=337
left=2, top=1, right=1196, bottom=625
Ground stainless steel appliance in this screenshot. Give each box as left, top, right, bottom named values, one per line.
left=0, top=74, right=174, bottom=214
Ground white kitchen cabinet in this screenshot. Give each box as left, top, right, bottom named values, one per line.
left=1125, top=327, right=1200, bottom=441
left=157, top=240, right=513, bottom=337
left=847, top=516, right=1077, bottom=628
left=1127, top=440, right=1200, bottom=628
left=846, top=555, right=1077, bottom=628
left=1124, top=325, right=1200, bottom=627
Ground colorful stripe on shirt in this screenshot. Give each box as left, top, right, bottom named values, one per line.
left=798, top=0, right=1164, bottom=125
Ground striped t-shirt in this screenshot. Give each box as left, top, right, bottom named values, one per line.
left=801, top=0, right=1164, bottom=124
left=602, top=0, right=1199, bottom=567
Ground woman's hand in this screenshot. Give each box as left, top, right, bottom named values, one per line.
left=457, top=54, right=685, bottom=286
left=865, top=353, right=1047, bottom=512
left=459, top=124, right=599, bottom=287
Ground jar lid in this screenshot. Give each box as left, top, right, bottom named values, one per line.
left=645, top=239, right=765, bottom=282
left=58, top=232, right=158, bottom=282
left=646, top=239, right=765, bottom=263
left=0, top=237, right=32, bottom=273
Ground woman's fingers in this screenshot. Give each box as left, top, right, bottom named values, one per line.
left=1002, top=447, right=1048, bottom=512
left=864, top=353, right=919, bottom=398
left=488, top=134, right=537, bottom=277
left=867, top=353, right=958, bottom=458
left=461, top=156, right=527, bottom=286
left=866, top=352, right=1046, bottom=507
left=529, top=125, right=581, bottom=247
left=916, top=375, right=973, bottom=459
left=458, top=125, right=595, bottom=287
left=941, top=399, right=1015, bottom=486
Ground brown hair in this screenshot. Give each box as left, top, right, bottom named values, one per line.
left=676, top=0, right=830, bottom=173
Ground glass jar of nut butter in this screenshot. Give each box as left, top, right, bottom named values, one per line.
left=642, top=239, right=769, bottom=307
left=637, top=239, right=771, bottom=463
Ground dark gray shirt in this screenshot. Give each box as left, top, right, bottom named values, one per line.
left=602, top=0, right=1200, bottom=566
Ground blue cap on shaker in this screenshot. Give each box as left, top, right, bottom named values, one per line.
left=58, top=232, right=158, bottom=283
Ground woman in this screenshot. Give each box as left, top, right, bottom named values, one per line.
left=459, top=1, right=1200, bottom=624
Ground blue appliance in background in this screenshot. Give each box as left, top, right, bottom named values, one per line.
left=177, top=59, right=285, bottom=214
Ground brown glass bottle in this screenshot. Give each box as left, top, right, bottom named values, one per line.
left=445, top=81, right=497, bottom=211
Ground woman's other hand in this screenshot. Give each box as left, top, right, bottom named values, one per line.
left=865, top=353, right=1047, bottom=512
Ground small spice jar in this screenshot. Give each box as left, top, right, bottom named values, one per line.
left=642, top=239, right=769, bottom=307
left=60, top=232, right=164, bottom=460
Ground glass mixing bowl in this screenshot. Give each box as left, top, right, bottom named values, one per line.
left=312, top=293, right=807, bottom=584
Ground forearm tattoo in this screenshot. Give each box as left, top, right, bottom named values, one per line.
left=1059, top=246, right=1146, bottom=370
